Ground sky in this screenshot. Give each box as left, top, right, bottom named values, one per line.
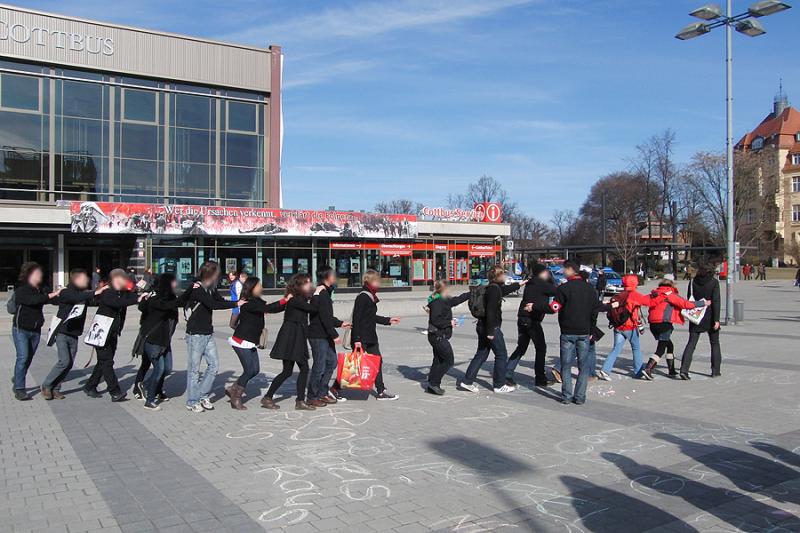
left=20, top=0, right=800, bottom=219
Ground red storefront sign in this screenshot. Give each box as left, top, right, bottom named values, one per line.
left=331, top=242, right=500, bottom=254
left=380, top=244, right=412, bottom=256
left=473, top=202, right=503, bottom=223
left=468, top=244, right=497, bottom=257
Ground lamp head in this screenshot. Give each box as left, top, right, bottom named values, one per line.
left=690, top=3, right=723, bottom=20
left=748, top=0, right=791, bottom=17
left=675, top=21, right=711, bottom=40
left=735, top=18, right=767, bottom=36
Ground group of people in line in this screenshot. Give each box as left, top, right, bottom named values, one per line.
left=741, top=263, right=767, bottom=281
left=9, top=257, right=722, bottom=410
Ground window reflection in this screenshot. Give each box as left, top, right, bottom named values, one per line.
left=0, top=73, right=40, bottom=112
left=120, top=123, right=160, bottom=160
left=227, top=101, right=257, bottom=132
left=123, top=88, right=157, bottom=123
left=0, top=110, right=44, bottom=151
left=225, top=133, right=260, bottom=167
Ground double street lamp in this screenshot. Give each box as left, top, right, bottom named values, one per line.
left=675, top=0, right=791, bottom=324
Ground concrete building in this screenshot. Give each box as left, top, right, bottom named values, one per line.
left=736, top=88, right=800, bottom=265
left=0, top=4, right=509, bottom=292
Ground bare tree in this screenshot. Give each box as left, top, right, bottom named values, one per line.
left=446, top=175, right=519, bottom=222
left=511, top=214, right=553, bottom=248
left=550, top=209, right=577, bottom=245
left=373, top=199, right=422, bottom=214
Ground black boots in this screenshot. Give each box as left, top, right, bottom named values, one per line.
left=666, top=355, right=678, bottom=378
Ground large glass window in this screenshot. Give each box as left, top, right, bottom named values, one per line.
left=333, top=250, right=363, bottom=288
left=123, top=88, right=157, bottom=123
left=227, top=101, right=257, bottom=133
left=0, top=73, right=40, bottom=112
left=275, top=246, right=313, bottom=288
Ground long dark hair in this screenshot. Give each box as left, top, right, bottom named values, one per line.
left=286, top=273, right=310, bottom=298
left=240, top=277, right=261, bottom=300
left=154, top=273, right=177, bottom=298
left=18, top=262, right=43, bottom=287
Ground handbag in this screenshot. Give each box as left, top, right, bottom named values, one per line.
left=681, top=281, right=707, bottom=326
left=336, top=344, right=381, bottom=391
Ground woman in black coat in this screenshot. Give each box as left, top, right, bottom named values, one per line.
left=261, top=274, right=321, bottom=410
left=679, top=265, right=722, bottom=379
left=424, top=280, right=470, bottom=395
left=227, top=277, right=288, bottom=410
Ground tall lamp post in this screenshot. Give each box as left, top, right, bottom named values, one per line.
left=676, top=0, right=791, bottom=324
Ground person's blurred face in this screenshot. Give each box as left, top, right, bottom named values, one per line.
left=110, top=274, right=127, bottom=290
left=325, top=272, right=337, bottom=286
left=563, top=266, right=576, bottom=278
left=301, top=279, right=313, bottom=296
left=171, top=279, right=178, bottom=292
left=368, top=278, right=380, bottom=290
left=239, top=272, right=248, bottom=282
left=253, top=281, right=263, bottom=297
left=28, top=268, right=43, bottom=287
left=496, top=271, right=507, bottom=284
left=440, top=284, right=452, bottom=298
left=72, top=272, right=89, bottom=289
left=228, top=272, right=236, bottom=282
left=537, top=269, right=550, bottom=281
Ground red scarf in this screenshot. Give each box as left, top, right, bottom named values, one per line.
left=364, top=284, right=380, bottom=303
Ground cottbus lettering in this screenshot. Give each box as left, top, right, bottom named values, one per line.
left=0, top=19, right=114, bottom=56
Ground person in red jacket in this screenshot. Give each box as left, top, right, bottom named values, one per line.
left=597, top=274, right=652, bottom=381
left=642, top=279, right=708, bottom=379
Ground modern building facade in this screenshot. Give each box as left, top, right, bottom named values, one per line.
left=0, top=4, right=509, bottom=291
left=736, top=89, right=800, bottom=265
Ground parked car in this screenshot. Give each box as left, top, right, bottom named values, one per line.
left=589, top=267, right=624, bottom=295
left=548, top=264, right=566, bottom=285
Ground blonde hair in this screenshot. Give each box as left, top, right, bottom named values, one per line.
left=487, top=265, right=505, bottom=283
left=434, top=279, right=449, bottom=294
left=363, top=269, right=380, bottom=285
left=658, top=278, right=675, bottom=287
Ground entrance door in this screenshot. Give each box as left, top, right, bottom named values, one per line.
left=434, top=252, right=447, bottom=281
left=68, top=249, right=94, bottom=274
left=97, top=250, right=121, bottom=276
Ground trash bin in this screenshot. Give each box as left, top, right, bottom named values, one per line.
left=734, top=299, right=744, bottom=324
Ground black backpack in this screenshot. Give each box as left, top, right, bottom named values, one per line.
left=468, top=285, right=488, bottom=319
left=606, top=291, right=631, bottom=329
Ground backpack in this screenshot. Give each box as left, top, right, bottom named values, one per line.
left=6, top=291, right=16, bottom=314
left=468, top=285, right=488, bottom=319
left=606, top=291, right=631, bottom=329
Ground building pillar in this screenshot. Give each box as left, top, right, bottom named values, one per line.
left=56, top=233, right=66, bottom=288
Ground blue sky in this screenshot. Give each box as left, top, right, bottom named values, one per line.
left=22, top=0, right=800, bottom=219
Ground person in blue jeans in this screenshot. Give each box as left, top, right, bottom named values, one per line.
left=10, top=262, right=61, bottom=401
left=596, top=275, right=651, bottom=381
left=552, top=262, right=601, bottom=404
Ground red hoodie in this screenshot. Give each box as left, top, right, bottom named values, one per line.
left=647, top=285, right=699, bottom=325
left=615, top=275, right=652, bottom=331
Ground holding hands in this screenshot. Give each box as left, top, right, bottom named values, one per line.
left=389, top=317, right=401, bottom=325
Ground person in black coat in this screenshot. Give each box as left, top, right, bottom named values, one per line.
left=307, top=266, right=351, bottom=407
left=505, top=264, right=557, bottom=388
left=336, top=269, right=401, bottom=401
left=424, top=280, right=470, bottom=395
left=226, top=277, right=288, bottom=410
left=83, top=269, right=145, bottom=402
left=679, top=264, right=722, bottom=379
left=134, top=274, right=192, bottom=410
left=41, top=269, right=107, bottom=400
left=262, top=274, right=322, bottom=410
left=11, top=262, right=61, bottom=401
left=460, top=266, right=524, bottom=393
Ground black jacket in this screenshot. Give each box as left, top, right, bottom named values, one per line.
left=53, top=285, right=97, bottom=338
left=185, top=285, right=237, bottom=335
left=233, top=297, right=287, bottom=345
left=270, top=297, right=318, bottom=362
left=517, top=278, right=557, bottom=322
left=13, top=284, right=55, bottom=332
left=308, top=284, right=343, bottom=341
left=688, top=274, right=721, bottom=333
left=138, top=291, right=192, bottom=347
left=481, top=282, right=520, bottom=333
left=554, top=277, right=600, bottom=336
left=351, top=288, right=391, bottom=345
left=427, top=292, right=470, bottom=339
left=95, top=289, right=140, bottom=339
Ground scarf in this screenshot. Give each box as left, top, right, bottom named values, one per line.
left=427, top=292, right=442, bottom=305
left=364, top=284, right=380, bottom=303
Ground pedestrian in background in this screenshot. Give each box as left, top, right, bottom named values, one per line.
left=10, top=262, right=61, bottom=401
left=679, top=264, right=722, bottom=379
left=91, top=267, right=101, bottom=290
left=229, top=270, right=248, bottom=329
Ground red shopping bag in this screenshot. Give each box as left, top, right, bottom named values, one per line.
left=337, top=344, right=381, bottom=391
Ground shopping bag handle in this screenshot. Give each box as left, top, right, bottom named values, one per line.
left=353, top=342, right=364, bottom=354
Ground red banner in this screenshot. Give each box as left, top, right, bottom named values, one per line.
left=69, top=202, right=417, bottom=239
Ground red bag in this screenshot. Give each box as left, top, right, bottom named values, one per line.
left=337, top=344, right=381, bottom=391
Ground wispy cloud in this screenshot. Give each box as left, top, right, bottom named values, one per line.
left=283, top=60, right=378, bottom=89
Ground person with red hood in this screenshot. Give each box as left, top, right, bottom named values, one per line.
left=642, top=279, right=708, bottom=379
left=596, top=274, right=651, bottom=381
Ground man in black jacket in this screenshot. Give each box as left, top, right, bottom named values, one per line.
left=553, top=261, right=600, bottom=405
left=505, top=264, right=556, bottom=388
left=307, top=266, right=350, bottom=407
left=41, top=269, right=107, bottom=400
left=459, top=266, right=524, bottom=393
left=679, top=264, right=722, bottom=378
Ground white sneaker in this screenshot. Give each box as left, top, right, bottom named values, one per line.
left=186, top=403, right=204, bottom=413
left=200, top=398, right=215, bottom=410
left=458, top=383, right=480, bottom=393
left=493, top=385, right=515, bottom=394
left=597, top=370, right=611, bottom=381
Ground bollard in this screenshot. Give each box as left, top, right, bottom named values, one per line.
left=734, top=299, right=744, bottom=324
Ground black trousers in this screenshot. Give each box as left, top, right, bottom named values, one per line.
left=85, top=337, right=121, bottom=395
left=509, top=319, right=548, bottom=384
left=266, top=359, right=310, bottom=401
left=427, top=334, right=454, bottom=387
left=680, top=329, right=722, bottom=375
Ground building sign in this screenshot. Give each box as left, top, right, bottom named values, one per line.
left=0, top=19, right=114, bottom=55
left=69, top=202, right=417, bottom=239
left=419, top=206, right=484, bottom=222
left=474, top=202, right=503, bottom=223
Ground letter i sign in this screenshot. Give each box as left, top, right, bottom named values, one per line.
left=475, top=202, right=502, bottom=223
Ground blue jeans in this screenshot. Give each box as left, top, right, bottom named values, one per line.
left=308, top=338, right=337, bottom=400
left=143, top=342, right=172, bottom=403
left=601, top=328, right=643, bottom=376
left=12, top=327, right=40, bottom=391
left=559, top=334, right=590, bottom=403
left=232, top=346, right=260, bottom=388
left=553, top=340, right=597, bottom=377
left=185, top=334, right=219, bottom=407
left=43, top=334, right=79, bottom=390
left=464, top=327, right=508, bottom=389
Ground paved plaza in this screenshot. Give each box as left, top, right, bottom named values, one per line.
left=1, top=280, right=799, bottom=533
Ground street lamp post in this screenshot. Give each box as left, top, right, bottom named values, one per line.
left=676, top=0, right=791, bottom=324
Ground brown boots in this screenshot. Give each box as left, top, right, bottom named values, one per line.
left=226, top=384, right=247, bottom=410
left=642, top=356, right=659, bottom=380
left=260, top=396, right=279, bottom=409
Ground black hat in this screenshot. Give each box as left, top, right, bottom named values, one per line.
left=530, top=263, right=547, bottom=276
